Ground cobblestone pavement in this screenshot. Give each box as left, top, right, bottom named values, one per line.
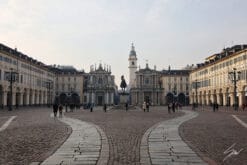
left=237, top=115, right=247, bottom=123
left=67, top=106, right=183, bottom=165
left=179, top=106, right=247, bottom=165
left=42, top=116, right=109, bottom=165
left=0, top=116, right=10, bottom=128
left=0, top=107, right=71, bottom=165
left=141, top=110, right=207, bottom=165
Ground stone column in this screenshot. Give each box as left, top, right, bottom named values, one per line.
left=37, top=93, right=40, bottom=105
left=20, top=92, right=23, bottom=106
left=216, top=93, right=220, bottom=105
left=223, top=93, right=227, bottom=106
left=26, top=91, right=30, bottom=105
left=12, top=90, right=16, bottom=106
left=230, top=93, right=234, bottom=106
left=205, top=94, right=209, bottom=105
left=87, top=93, right=90, bottom=104
left=111, top=93, right=114, bottom=105
left=238, top=91, right=244, bottom=107
left=106, top=92, right=109, bottom=104
left=3, top=91, right=7, bottom=107
left=40, top=92, right=43, bottom=105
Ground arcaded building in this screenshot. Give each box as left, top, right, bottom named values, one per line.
left=190, top=45, right=247, bottom=107
left=0, top=43, right=55, bottom=108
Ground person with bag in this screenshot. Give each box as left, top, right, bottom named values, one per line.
left=59, top=104, right=63, bottom=117
left=143, top=102, right=146, bottom=112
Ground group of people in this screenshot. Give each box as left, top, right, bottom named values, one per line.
left=142, top=101, right=150, bottom=112
left=88, top=103, right=108, bottom=112
left=167, top=102, right=181, bottom=113
left=213, top=102, right=219, bottom=112
left=53, top=103, right=63, bottom=117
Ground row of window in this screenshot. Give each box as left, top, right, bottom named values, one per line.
left=57, top=77, right=77, bottom=82
left=56, top=84, right=77, bottom=91
left=21, top=63, right=44, bottom=75
left=0, top=55, right=18, bottom=66
left=197, top=53, right=247, bottom=76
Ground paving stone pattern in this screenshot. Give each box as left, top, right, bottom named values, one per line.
left=141, top=110, right=207, bottom=165
left=42, top=116, right=109, bottom=165
left=67, top=106, right=183, bottom=165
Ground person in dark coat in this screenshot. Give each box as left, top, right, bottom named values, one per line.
left=53, top=103, right=58, bottom=117
left=172, top=102, right=175, bottom=113
left=103, top=104, right=107, bottom=112
left=125, top=102, right=128, bottom=111
left=146, top=102, right=150, bottom=112
left=90, top=103, right=93, bottom=112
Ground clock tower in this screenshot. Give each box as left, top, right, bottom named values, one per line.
left=128, top=43, right=137, bottom=88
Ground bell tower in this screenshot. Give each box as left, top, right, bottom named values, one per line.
left=128, top=43, right=137, bottom=88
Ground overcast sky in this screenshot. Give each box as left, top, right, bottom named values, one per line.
left=1, top=0, right=247, bottom=86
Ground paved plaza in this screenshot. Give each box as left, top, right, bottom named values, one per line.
left=0, top=106, right=247, bottom=165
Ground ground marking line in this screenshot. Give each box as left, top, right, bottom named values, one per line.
left=232, top=115, right=247, bottom=128
left=0, top=116, right=17, bottom=132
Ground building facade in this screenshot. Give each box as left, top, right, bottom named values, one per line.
left=130, top=63, right=163, bottom=105
left=190, top=45, right=247, bottom=107
left=161, top=67, right=190, bottom=105
left=51, top=65, right=84, bottom=106
left=83, top=63, right=115, bottom=106
left=0, top=43, right=55, bottom=109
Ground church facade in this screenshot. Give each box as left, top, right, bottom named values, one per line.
left=83, top=63, right=115, bottom=106
left=130, top=63, right=163, bottom=105
left=128, top=44, right=190, bottom=106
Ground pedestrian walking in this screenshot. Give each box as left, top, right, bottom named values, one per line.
left=216, top=103, right=219, bottom=111
left=146, top=102, right=150, bottom=112
left=213, top=102, right=216, bottom=112
left=90, top=103, right=93, bottom=112
left=125, top=102, right=128, bottom=111
left=168, top=103, right=171, bottom=114
left=242, top=104, right=245, bottom=111
left=172, top=102, right=175, bottom=113
left=53, top=103, right=58, bottom=117
left=142, top=102, right=146, bottom=112
left=103, top=103, right=107, bottom=112
left=59, top=104, right=63, bottom=117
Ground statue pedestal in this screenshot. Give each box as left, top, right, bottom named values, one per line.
left=119, top=92, right=129, bottom=104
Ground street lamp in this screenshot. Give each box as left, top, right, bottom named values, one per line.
left=7, top=68, right=18, bottom=111
left=228, top=68, right=241, bottom=111
left=173, top=85, right=177, bottom=102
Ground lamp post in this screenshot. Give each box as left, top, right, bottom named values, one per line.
left=228, top=68, right=241, bottom=111
left=7, top=68, right=18, bottom=111
left=173, top=85, right=177, bottom=102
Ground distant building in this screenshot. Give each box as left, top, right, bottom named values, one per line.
left=83, top=63, right=115, bottom=106
left=190, top=45, right=247, bottom=106
left=160, top=66, right=190, bottom=105
left=50, top=65, right=84, bottom=106
left=130, top=63, right=163, bottom=105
